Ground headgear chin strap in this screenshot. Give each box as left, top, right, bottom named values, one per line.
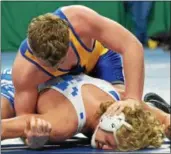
left=91, top=112, right=133, bottom=148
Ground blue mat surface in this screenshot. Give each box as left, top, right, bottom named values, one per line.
left=1, top=140, right=170, bottom=154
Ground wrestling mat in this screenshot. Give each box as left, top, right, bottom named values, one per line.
left=1, top=134, right=170, bottom=154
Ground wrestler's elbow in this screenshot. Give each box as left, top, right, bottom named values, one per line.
left=117, top=26, right=143, bottom=53
left=89, top=16, right=143, bottom=55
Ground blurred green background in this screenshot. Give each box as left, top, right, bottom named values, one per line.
left=1, top=1, right=170, bottom=51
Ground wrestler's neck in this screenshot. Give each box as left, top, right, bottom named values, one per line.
left=81, top=114, right=100, bottom=136
left=83, top=111, right=102, bottom=134
left=91, top=117, right=101, bottom=132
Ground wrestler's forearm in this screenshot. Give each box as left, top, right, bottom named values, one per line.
left=2, top=113, right=74, bottom=144
left=1, top=114, right=40, bottom=140
left=122, top=44, right=144, bottom=101
left=98, top=19, right=144, bottom=101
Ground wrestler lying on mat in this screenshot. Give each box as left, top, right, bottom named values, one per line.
left=1, top=69, right=170, bottom=151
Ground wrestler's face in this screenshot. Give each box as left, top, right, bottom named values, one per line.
left=37, top=53, right=68, bottom=70
left=94, top=128, right=117, bottom=150
left=92, top=112, right=129, bottom=150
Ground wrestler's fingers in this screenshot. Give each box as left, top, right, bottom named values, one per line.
left=106, top=104, right=120, bottom=115
left=37, top=118, right=43, bottom=133
left=41, top=119, right=48, bottom=133
left=115, top=106, right=124, bottom=115
left=46, top=122, right=52, bottom=133
left=30, top=117, right=37, bottom=133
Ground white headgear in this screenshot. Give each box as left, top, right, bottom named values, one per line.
left=91, top=112, right=133, bottom=148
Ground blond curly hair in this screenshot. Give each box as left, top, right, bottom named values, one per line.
left=97, top=101, right=165, bottom=151
left=28, top=13, right=69, bottom=67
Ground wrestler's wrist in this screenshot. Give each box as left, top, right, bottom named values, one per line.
left=123, top=97, right=143, bottom=107
left=122, top=91, right=140, bottom=100
left=126, top=90, right=142, bottom=100
left=123, top=96, right=141, bottom=102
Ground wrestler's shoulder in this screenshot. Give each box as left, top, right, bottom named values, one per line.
left=61, top=5, right=91, bottom=10
left=13, top=53, right=47, bottom=85
left=61, top=5, right=95, bottom=16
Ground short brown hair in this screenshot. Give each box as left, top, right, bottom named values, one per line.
left=28, top=13, right=70, bottom=67
left=97, top=101, right=165, bottom=151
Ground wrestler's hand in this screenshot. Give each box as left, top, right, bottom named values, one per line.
left=24, top=117, right=52, bottom=149
left=106, top=99, right=141, bottom=116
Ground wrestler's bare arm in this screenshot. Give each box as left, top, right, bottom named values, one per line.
left=65, top=5, right=144, bottom=101
left=12, top=52, right=51, bottom=116
left=2, top=87, right=77, bottom=142
left=1, top=109, right=75, bottom=142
